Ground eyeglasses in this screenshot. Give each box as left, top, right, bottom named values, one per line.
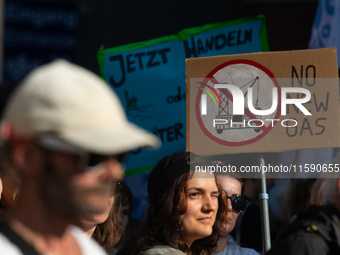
left=225, top=194, right=247, bottom=212
left=85, top=153, right=127, bottom=168
left=37, top=134, right=127, bottom=172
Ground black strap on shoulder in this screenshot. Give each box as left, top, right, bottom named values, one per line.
left=0, top=222, right=42, bottom=255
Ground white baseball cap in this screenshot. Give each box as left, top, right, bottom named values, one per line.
left=2, top=59, right=161, bottom=154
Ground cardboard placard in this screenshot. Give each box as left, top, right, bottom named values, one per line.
left=187, top=48, right=340, bottom=155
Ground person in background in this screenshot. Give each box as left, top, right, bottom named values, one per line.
left=211, top=154, right=263, bottom=252
left=266, top=171, right=340, bottom=255
left=107, top=182, right=142, bottom=255
left=310, top=176, right=328, bottom=206
left=80, top=181, right=121, bottom=249
left=214, top=169, right=259, bottom=255
left=210, top=153, right=280, bottom=253
left=0, top=60, right=160, bottom=255
left=115, top=182, right=134, bottom=240
left=118, top=151, right=228, bottom=255
left=286, top=178, right=316, bottom=219
left=309, top=151, right=340, bottom=207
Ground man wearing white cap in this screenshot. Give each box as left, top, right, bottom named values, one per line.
left=0, top=60, right=160, bottom=255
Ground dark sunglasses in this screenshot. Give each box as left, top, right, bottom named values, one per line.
left=86, top=153, right=127, bottom=168
left=38, top=135, right=127, bottom=171
left=226, top=194, right=247, bottom=212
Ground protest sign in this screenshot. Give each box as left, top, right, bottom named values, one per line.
left=98, top=16, right=268, bottom=174
left=187, top=48, right=340, bottom=156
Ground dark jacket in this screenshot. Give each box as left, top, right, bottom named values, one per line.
left=266, top=205, right=340, bottom=255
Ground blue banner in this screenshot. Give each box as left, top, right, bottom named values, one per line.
left=309, top=0, right=340, bottom=68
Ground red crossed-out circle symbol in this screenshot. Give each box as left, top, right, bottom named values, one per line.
left=195, top=59, right=281, bottom=146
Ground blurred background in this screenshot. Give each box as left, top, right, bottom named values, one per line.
left=0, top=0, right=338, bottom=231
left=0, top=0, right=319, bottom=87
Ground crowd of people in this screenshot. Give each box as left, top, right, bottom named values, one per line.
left=0, top=60, right=340, bottom=255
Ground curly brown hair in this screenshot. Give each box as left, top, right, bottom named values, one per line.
left=118, top=168, right=228, bottom=255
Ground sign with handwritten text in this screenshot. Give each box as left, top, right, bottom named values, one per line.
left=98, top=16, right=268, bottom=174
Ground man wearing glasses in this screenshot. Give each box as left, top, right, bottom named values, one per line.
left=0, top=60, right=160, bottom=255
left=213, top=170, right=259, bottom=255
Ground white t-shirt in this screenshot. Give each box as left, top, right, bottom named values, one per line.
left=214, top=242, right=259, bottom=255
left=0, top=225, right=107, bottom=255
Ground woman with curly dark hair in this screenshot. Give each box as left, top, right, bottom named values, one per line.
left=118, top=151, right=228, bottom=255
